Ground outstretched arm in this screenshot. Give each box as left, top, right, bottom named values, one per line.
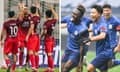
left=50, top=4, right=58, bottom=21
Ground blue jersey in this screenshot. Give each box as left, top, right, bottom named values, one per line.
left=91, top=17, right=112, bottom=55
left=61, top=16, right=91, bottom=52
left=102, top=16, right=120, bottom=49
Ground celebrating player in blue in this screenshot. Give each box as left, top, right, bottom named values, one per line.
left=99, top=4, right=120, bottom=71
left=87, top=5, right=114, bottom=72
left=102, top=4, right=120, bottom=54
left=61, top=4, right=91, bottom=72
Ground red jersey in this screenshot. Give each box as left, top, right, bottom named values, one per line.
left=30, top=15, right=40, bottom=34
left=18, top=14, right=31, bottom=35
left=43, top=19, right=57, bottom=38
left=3, top=19, right=18, bottom=38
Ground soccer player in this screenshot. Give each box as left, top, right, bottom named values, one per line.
left=17, top=3, right=31, bottom=70
left=87, top=5, right=114, bottom=72
left=25, top=6, right=40, bottom=72
left=41, top=4, right=58, bottom=72
left=0, top=11, right=18, bottom=72
left=98, top=4, right=120, bottom=71
left=61, top=4, right=91, bottom=72
left=102, top=4, right=120, bottom=53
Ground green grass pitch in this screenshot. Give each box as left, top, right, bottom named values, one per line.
left=0, top=67, right=59, bottom=72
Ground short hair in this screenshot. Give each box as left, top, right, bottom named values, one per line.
left=45, top=10, right=52, bottom=18
left=30, top=6, right=36, bottom=14
left=91, top=5, right=103, bottom=15
left=76, top=4, right=86, bottom=16
left=103, top=4, right=111, bottom=9
left=8, top=11, right=15, bottom=18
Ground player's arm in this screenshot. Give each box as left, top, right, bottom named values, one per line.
left=61, top=16, right=71, bottom=28
left=41, top=28, right=47, bottom=39
left=50, top=4, right=58, bottom=21
left=0, top=29, right=6, bottom=46
left=18, top=3, right=24, bottom=21
left=89, top=32, right=106, bottom=41
left=25, top=23, right=35, bottom=42
left=35, top=0, right=40, bottom=16
left=114, top=25, right=120, bottom=52
left=89, top=25, right=107, bottom=41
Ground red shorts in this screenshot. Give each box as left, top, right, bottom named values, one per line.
left=4, top=37, right=18, bottom=54
left=27, top=34, right=40, bottom=52
left=44, top=38, right=55, bottom=53
left=18, top=31, right=26, bottom=48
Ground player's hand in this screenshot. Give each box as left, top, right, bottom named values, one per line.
left=50, top=4, right=54, bottom=10
left=35, top=1, right=40, bottom=9
left=89, top=37, right=93, bottom=41
left=114, top=46, right=120, bottom=53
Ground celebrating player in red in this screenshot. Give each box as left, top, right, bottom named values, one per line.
left=0, top=11, right=18, bottom=72
left=17, top=3, right=31, bottom=70
left=25, top=6, right=40, bottom=72
left=41, top=4, right=58, bottom=72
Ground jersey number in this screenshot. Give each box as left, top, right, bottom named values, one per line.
left=10, top=26, right=18, bottom=37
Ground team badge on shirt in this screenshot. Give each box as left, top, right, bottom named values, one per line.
left=100, top=27, right=106, bottom=31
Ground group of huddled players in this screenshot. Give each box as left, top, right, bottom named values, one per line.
left=0, top=1, right=58, bottom=72
left=61, top=4, right=120, bottom=72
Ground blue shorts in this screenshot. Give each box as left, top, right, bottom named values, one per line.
left=62, top=45, right=88, bottom=67
left=62, top=49, right=80, bottom=67
left=91, top=52, right=113, bottom=70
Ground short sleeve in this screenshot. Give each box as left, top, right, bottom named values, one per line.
left=61, top=16, right=70, bottom=23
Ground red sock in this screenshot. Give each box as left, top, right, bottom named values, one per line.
left=48, top=56, right=54, bottom=68
left=12, top=64, right=16, bottom=72
left=5, top=59, right=10, bottom=67
left=29, top=54, right=35, bottom=67
left=19, top=51, right=23, bottom=66
left=26, top=54, right=29, bottom=64
left=35, top=55, right=39, bottom=69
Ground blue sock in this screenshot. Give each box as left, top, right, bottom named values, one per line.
left=113, top=59, right=120, bottom=66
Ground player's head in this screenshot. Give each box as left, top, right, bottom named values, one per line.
left=103, top=4, right=112, bottom=19
left=24, top=6, right=28, bottom=15
left=90, top=5, right=103, bottom=22
left=45, top=10, right=52, bottom=18
left=8, top=11, right=15, bottom=18
left=30, top=6, right=37, bottom=14
left=71, top=4, right=85, bottom=23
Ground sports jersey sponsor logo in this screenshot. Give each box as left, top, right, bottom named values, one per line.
left=22, top=21, right=30, bottom=27
left=94, top=29, right=98, bottom=34
left=74, top=30, right=78, bottom=36
left=109, top=24, right=112, bottom=29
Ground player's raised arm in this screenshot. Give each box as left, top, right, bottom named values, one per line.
left=50, top=4, right=58, bottom=21
left=90, top=32, right=106, bottom=41
left=25, top=23, right=34, bottom=42
left=18, top=3, right=24, bottom=21
left=35, top=0, right=40, bottom=16
left=0, top=28, right=6, bottom=46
